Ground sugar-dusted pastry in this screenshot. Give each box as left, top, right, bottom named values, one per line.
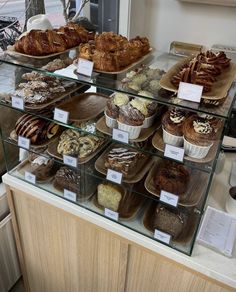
left=97, top=182, right=123, bottom=212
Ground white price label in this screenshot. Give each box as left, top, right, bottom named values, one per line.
left=112, top=128, right=129, bottom=144
left=63, top=155, right=78, bottom=168
left=177, top=82, right=203, bottom=103
left=77, top=58, right=94, bottom=77
left=24, top=171, right=36, bottom=184
left=104, top=208, right=119, bottom=221
left=18, top=136, right=30, bottom=150
left=64, top=189, right=77, bottom=202
left=154, top=229, right=171, bottom=244
left=164, top=144, right=184, bottom=162
left=12, top=96, right=24, bottom=110
left=54, top=108, right=69, bottom=124
left=106, top=169, right=123, bottom=184
left=160, top=190, right=179, bottom=207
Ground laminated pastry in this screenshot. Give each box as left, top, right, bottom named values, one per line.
left=97, top=182, right=123, bottom=212
left=54, top=166, right=80, bottom=194
left=154, top=161, right=190, bottom=196
left=41, top=57, right=73, bottom=72
left=106, top=93, right=130, bottom=119
left=162, top=108, right=189, bottom=136
left=118, top=104, right=145, bottom=126
left=105, top=147, right=144, bottom=176
left=153, top=205, right=187, bottom=239
left=183, top=115, right=216, bottom=146
left=15, top=114, right=59, bottom=144
left=29, top=155, right=54, bottom=180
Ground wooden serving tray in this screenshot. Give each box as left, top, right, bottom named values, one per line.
left=144, top=161, right=208, bottom=207
left=159, top=56, right=236, bottom=100
left=142, top=202, right=199, bottom=243
left=96, top=115, right=161, bottom=142
left=47, top=137, right=108, bottom=165
left=94, top=143, right=154, bottom=183
left=152, top=127, right=219, bottom=164
left=58, top=92, right=108, bottom=122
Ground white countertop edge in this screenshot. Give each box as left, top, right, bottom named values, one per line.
left=3, top=173, right=236, bottom=289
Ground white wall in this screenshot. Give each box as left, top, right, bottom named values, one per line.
left=145, top=0, right=236, bottom=52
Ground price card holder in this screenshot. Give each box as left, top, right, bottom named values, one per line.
left=154, top=229, right=171, bottom=244
left=164, top=144, right=184, bottom=163
left=64, top=189, right=77, bottom=202
left=18, top=136, right=30, bottom=150
left=24, top=171, right=36, bottom=184
left=160, top=190, right=179, bottom=207
left=77, top=58, right=94, bottom=77
left=104, top=208, right=119, bottom=221
left=106, top=169, right=123, bottom=185
left=177, top=82, right=203, bottom=103
left=112, top=128, right=129, bottom=144
left=54, top=108, right=69, bottom=124
left=63, top=155, right=78, bottom=168
left=12, top=96, right=24, bottom=110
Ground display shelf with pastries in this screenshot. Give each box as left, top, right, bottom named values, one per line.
left=0, top=32, right=236, bottom=256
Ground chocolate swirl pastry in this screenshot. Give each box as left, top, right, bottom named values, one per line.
left=162, top=108, right=189, bottom=136
left=54, top=166, right=80, bottom=194
left=154, top=161, right=190, bottom=196
left=105, top=147, right=144, bottom=176
left=15, top=114, right=59, bottom=144
left=153, top=205, right=187, bottom=239
left=183, top=115, right=216, bottom=146
left=118, top=104, right=145, bottom=126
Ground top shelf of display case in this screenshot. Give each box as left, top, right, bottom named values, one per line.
left=0, top=50, right=235, bottom=119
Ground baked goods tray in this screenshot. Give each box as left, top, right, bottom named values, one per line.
left=159, top=56, right=236, bottom=100
left=144, top=161, right=209, bottom=207
left=57, top=92, right=108, bottom=122
left=47, top=137, right=109, bottom=165
left=74, top=48, right=154, bottom=75
left=142, top=202, right=199, bottom=244
left=95, top=143, right=155, bottom=183
left=4, top=84, right=82, bottom=111
left=96, top=115, right=161, bottom=142
left=152, top=127, right=219, bottom=164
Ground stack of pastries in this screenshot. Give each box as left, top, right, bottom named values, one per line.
left=78, top=32, right=150, bottom=72
left=14, top=22, right=94, bottom=56
left=171, top=51, right=231, bottom=93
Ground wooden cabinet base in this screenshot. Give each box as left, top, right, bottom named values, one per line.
left=6, top=186, right=234, bottom=292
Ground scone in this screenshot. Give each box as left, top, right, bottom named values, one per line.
left=97, top=182, right=123, bottom=212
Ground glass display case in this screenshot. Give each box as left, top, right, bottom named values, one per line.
left=0, top=47, right=234, bottom=256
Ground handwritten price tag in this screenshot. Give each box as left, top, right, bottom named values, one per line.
left=104, top=208, right=119, bottom=221
left=160, top=190, right=179, bottom=207
left=106, top=169, right=122, bottom=184
left=64, top=189, right=77, bottom=202
left=54, top=108, right=69, bottom=124
left=178, top=82, right=203, bottom=103
left=24, top=171, right=36, bottom=184
left=112, top=128, right=129, bottom=144
left=154, top=229, right=171, bottom=244
left=77, top=58, right=94, bottom=77
left=12, top=96, right=24, bottom=110
left=164, top=144, right=184, bottom=162
left=63, top=155, right=78, bottom=168
left=18, top=136, right=30, bottom=150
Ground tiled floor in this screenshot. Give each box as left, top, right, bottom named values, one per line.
left=10, top=278, right=25, bottom=292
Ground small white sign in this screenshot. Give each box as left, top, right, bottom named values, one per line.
left=63, top=155, right=77, bottom=168
left=12, top=96, right=24, bottom=110
left=104, top=208, right=119, bottom=221
left=177, top=82, right=203, bottom=103
left=106, top=169, right=123, bottom=184
left=24, top=171, right=36, bottom=184
left=160, top=190, right=179, bottom=207
left=77, top=58, right=94, bottom=77
left=64, top=189, right=77, bottom=202
left=54, top=108, right=69, bottom=124
left=154, top=229, right=171, bottom=244
left=112, top=128, right=129, bottom=144
left=164, top=144, right=184, bottom=162
left=18, top=136, right=30, bottom=150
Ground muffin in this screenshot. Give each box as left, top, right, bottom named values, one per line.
left=197, top=112, right=223, bottom=135
left=162, top=108, right=189, bottom=147
left=54, top=166, right=80, bottom=194
left=183, top=115, right=216, bottom=159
